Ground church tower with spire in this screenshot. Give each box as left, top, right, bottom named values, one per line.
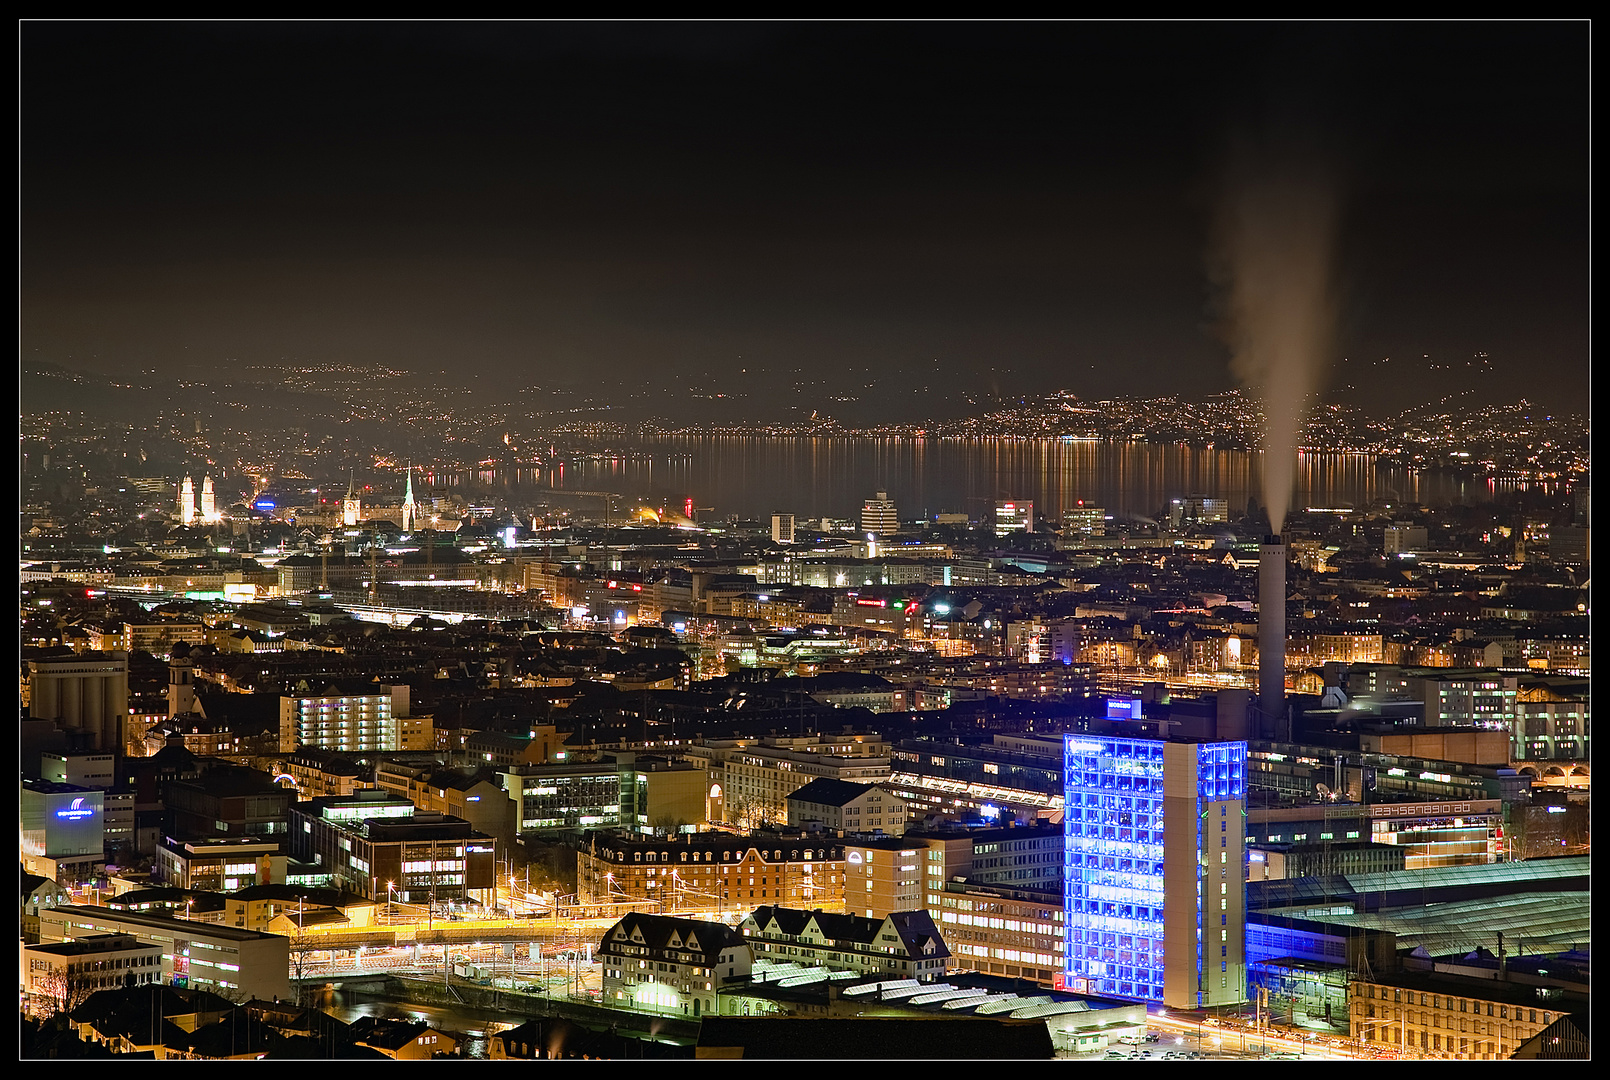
left=179, top=477, right=196, bottom=525
left=200, top=475, right=218, bottom=523
left=401, top=464, right=418, bottom=531
left=343, top=472, right=361, bottom=527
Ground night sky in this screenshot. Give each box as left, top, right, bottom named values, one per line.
left=22, top=21, right=1589, bottom=417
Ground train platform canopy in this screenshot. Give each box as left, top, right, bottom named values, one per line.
left=1249, top=855, right=1588, bottom=914
left=1294, top=891, right=1590, bottom=958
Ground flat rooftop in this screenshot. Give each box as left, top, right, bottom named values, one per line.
left=47, top=905, right=286, bottom=942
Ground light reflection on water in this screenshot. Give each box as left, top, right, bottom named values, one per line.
left=426, top=437, right=1509, bottom=522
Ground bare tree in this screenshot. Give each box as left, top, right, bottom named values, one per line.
left=32, top=965, right=98, bottom=1018
left=724, top=791, right=763, bottom=832
left=210, top=981, right=252, bottom=1006
left=288, top=932, right=322, bottom=1008
left=650, top=813, right=689, bottom=839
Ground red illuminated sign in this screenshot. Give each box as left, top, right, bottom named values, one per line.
left=855, top=598, right=887, bottom=607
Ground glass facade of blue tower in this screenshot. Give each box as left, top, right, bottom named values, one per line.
left=1063, top=736, right=1247, bottom=1009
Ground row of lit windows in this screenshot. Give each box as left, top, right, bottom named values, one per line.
left=1073, top=884, right=1165, bottom=907
left=402, top=857, right=465, bottom=872
left=1066, top=774, right=1166, bottom=793
left=1068, top=853, right=1164, bottom=870
left=1359, top=985, right=1549, bottom=1023
left=1066, top=792, right=1162, bottom=811
left=42, top=953, right=159, bottom=974
left=1067, top=828, right=1165, bottom=847
left=610, top=847, right=835, bottom=864
left=1067, top=914, right=1164, bottom=937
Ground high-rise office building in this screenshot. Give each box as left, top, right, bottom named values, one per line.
left=995, top=500, right=1034, bottom=537
left=1061, top=502, right=1105, bottom=538
left=1168, top=495, right=1228, bottom=530
left=1383, top=523, right=1428, bottom=555
left=1062, top=735, right=1247, bottom=1009
left=771, top=513, right=795, bottom=544
left=861, top=491, right=899, bottom=536
left=277, top=683, right=411, bottom=754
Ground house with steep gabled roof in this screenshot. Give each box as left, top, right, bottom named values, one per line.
left=785, top=775, right=908, bottom=834
left=597, top=911, right=751, bottom=1018
left=69, top=984, right=237, bottom=1059
left=22, top=869, right=73, bottom=943
left=225, top=883, right=376, bottom=933
left=740, top=905, right=950, bottom=982
left=348, top=1015, right=456, bottom=1059
left=166, top=1007, right=276, bottom=1060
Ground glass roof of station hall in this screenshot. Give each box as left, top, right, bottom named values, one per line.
left=1252, top=856, right=1590, bottom=956
left=1288, top=892, right=1591, bottom=957
left=1250, top=856, right=1587, bottom=908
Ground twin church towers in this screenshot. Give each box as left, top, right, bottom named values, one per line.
left=175, top=474, right=220, bottom=526
left=177, top=463, right=419, bottom=529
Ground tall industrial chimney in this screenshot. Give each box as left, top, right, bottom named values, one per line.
left=1259, top=534, right=1287, bottom=737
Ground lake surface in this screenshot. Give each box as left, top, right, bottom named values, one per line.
left=426, top=437, right=1513, bottom=524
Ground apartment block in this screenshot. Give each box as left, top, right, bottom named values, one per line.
left=578, top=831, right=845, bottom=911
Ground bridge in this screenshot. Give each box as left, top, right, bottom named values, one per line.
left=284, top=903, right=708, bottom=952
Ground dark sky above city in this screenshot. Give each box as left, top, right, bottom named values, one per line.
left=22, top=21, right=1589, bottom=416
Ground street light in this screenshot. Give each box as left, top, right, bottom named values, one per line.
left=1355, top=1015, right=1411, bottom=1060
left=387, top=881, right=396, bottom=924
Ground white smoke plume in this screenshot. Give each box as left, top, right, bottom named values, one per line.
left=1212, top=144, right=1340, bottom=536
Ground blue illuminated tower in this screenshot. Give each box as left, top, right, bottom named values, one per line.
left=1062, top=736, right=1247, bottom=1009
